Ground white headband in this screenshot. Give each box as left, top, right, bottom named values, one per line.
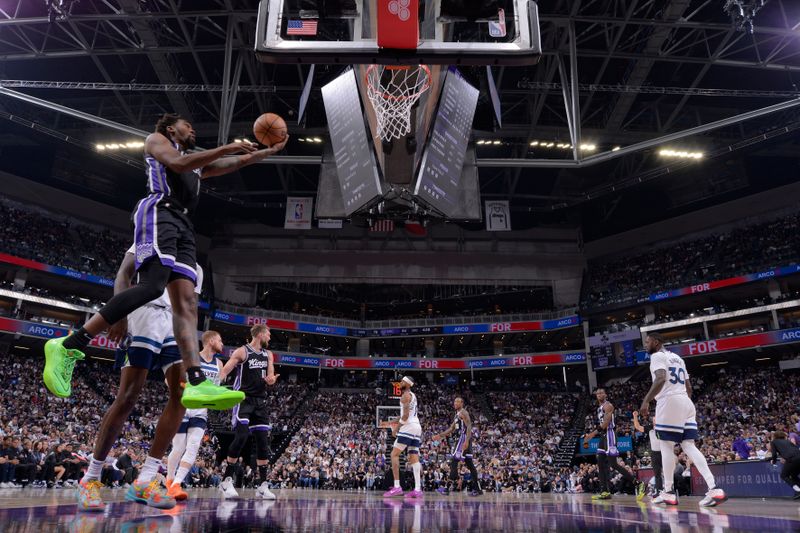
left=402, top=376, right=414, bottom=386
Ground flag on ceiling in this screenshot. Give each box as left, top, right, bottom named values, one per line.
left=369, top=220, right=395, bottom=233
left=287, top=19, right=318, bottom=36
left=488, top=9, right=506, bottom=38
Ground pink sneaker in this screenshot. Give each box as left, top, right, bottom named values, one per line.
left=383, top=486, right=404, bottom=498
left=404, top=489, right=424, bottom=500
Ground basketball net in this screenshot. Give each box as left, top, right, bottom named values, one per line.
left=366, top=65, right=431, bottom=142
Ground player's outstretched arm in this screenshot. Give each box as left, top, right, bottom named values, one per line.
left=264, top=350, right=280, bottom=385
left=434, top=420, right=458, bottom=441
left=146, top=132, right=256, bottom=174
left=201, top=138, right=289, bottom=178
left=219, top=346, right=246, bottom=381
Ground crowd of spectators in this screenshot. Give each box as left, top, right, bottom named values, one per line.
left=583, top=212, right=800, bottom=309
left=0, top=197, right=129, bottom=279
left=2, top=338, right=799, bottom=496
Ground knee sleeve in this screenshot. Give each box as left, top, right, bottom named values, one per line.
left=254, top=431, right=270, bottom=461
left=98, top=261, right=171, bottom=324
left=227, top=425, right=250, bottom=459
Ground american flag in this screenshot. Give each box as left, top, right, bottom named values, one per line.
left=369, top=220, right=395, bottom=233
left=287, top=19, right=318, bottom=36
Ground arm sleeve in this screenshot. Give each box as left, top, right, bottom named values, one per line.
left=194, top=265, right=204, bottom=295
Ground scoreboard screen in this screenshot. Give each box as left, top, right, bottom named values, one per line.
left=413, top=67, right=480, bottom=218
left=321, top=68, right=384, bottom=216
left=589, top=329, right=642, bottom=370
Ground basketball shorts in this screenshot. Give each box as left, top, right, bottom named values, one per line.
left=178, top=411, right=208, bottom=434
left=649, top=429, right=661, bottom=450
left=597, top=428, right=619, bottom=457
left=231, top=397, right=272, bottom=432
left=132, top=201, right=198, bottom=284
left=114, top=304, right=181, bottom=375
left=394, top=422, right=422, bottom=454
left=654, top=395, right=699, bottom=443
left=450, top=434, right=473, bottom=460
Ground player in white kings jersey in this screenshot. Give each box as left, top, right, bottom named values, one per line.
left=384, top=376, right=424, bottom=500
left=639, top=332, right=727, bottom=507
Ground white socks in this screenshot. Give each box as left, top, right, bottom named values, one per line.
left=394, top=480, right=401, bottom=488
left=411, top=462, right=422, bottom=491
left=81, top=458, right=105, bottom=483
left=136, top=456, right=162, bottom=484
left=175, top=465, right=191, bottom=485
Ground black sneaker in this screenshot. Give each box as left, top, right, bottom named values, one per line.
left=793, top=490, right=800, bottom=500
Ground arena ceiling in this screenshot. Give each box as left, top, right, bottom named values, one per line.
left=1, top=0, right=799, bottom=239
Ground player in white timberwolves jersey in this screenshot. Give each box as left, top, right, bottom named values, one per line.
left=640, top=332, right=727, bottom=507
left=384, top=376, right=424, bottom=500
left=165, top=330, right=224, bottom=501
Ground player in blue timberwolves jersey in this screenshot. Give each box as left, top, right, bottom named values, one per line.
left=433, top=397, right=483, bottom=496
left=218, top=325, right=280, bottom=500
left=43, top=113, right=287, bottom=411
left=583, top=387, right=640, bottom=500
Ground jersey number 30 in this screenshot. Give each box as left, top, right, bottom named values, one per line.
left=668, top=367, right=686, bottom=385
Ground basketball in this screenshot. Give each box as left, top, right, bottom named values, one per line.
left=253, top=112, right=287, bottom=147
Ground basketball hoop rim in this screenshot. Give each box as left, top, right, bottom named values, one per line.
left=365, top=64, right=432, bottom=102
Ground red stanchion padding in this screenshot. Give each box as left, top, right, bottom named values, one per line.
left=377, top=0, right=419, bottom=49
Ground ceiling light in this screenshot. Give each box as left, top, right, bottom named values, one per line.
left=530, top=141, right=539, bottom=146
left=659, top=149, right=704, bottom=159
left=580, top=144, right=597, bottom=151
left=96, top=144, right=106, bottom=151
left=612, top=146, right=621, bottom=151
left=493, top=140, right=501, bottom=145
left=313, top=137, right=323, bottom=143
left=545, top=142, right=554, bottom=147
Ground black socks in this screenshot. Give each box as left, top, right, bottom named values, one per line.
left=63, top=327, right=93, bottom=351
left=187, top=366, right=206, bottom=386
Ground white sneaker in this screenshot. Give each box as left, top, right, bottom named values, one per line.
left=218, top=477, right=239, bottom=499
left=699, top=488, right=727, bottom=507
left=256, top=481, right=276, bottom=500
left=653, top=491, right=678, bottom=505
left=216, top=500, right=238, bottom=520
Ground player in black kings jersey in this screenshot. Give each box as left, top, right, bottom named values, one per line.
left=432, top=397, right=483, bottom=496
left=218, top=325, right=280, bottom=499
left=45, top=113, right=287, bottom=411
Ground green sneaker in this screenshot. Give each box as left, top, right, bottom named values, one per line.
left=591, top=491, right=612, bottom=500
left=181, top=379, right=245, bottom=410
left=43, top=337, right=85, bottom=398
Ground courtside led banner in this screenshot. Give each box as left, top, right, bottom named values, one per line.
left=635, top=326, right=800, bottom=364
left=0, top=316, right=585, bottom=369
left=0, top=252, right=114, bottom=287
left=211, top=309, right=581, bottom=338
left=644, top=265, right=800, bottom=303
left=0, top=253, right=211, bottom=308
left=272, top=351, right=586, bottom=371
